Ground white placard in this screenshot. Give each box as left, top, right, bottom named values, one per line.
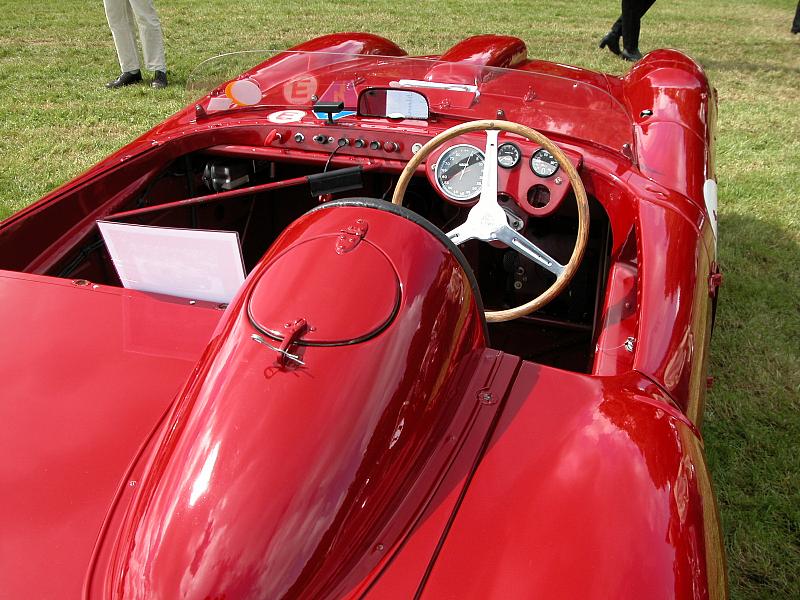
left=98, top=221, right=246, bottom=303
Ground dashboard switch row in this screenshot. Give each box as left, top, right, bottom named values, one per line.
left=290, top=132, right=401, bottom=153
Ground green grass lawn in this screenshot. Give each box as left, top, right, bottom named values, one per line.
left=1, top=1, right=798, bottom=597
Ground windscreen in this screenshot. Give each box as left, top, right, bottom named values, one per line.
left=186, top=50, right=633, bottom=153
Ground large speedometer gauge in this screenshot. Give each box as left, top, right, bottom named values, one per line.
left=435, top=144, right=485, bottom=202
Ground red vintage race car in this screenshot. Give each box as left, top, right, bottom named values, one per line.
left=0, top=33, right=726, bottom=599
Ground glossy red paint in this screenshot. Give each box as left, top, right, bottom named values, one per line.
left=247, top=224, right=400, bottom=343
left=94, top=205, right=489, bottom=597
left=414, top=366, right=726, bottom=600
left=623, top=50, right=716, bottom=206
left=0, top=272, right=222, bottom=599
left=634, top=198, right=714, bottom=420
left=593, top=230, right=638, bottom=377
left=437, top=35, right=528, bottom=69
left=287, top=32, right=407, bottom=57
left=0, top=34, right=725, bottom=599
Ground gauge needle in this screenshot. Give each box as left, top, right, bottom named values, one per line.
left=458, top=156, right=471, bottom=181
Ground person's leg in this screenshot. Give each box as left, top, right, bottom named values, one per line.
left=792, top=1, right=800, bottom=34
left=621, top=0, right=644, bottom=61
left=637, top=0, right=657, bottom=20
left=128, top=0, right=166, bottom=73
left=599, top=16, right=623, bottom=55
left=104, top=0, right=140, bottom=73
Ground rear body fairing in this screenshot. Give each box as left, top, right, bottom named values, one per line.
left=94, top=203, right=498, bottom=597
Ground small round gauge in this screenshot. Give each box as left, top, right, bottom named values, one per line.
left=497, top=142, right=521, bottom=168
left=435, top=144, right=485, bottom=202
left=530, top=148, right=560, bottom=178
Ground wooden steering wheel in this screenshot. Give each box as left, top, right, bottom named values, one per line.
left=391, top=120, right=589, bottom=323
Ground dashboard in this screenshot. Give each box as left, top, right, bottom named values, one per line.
left=234, top=121, right=584, bottom=220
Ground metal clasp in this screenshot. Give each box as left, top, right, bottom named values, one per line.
left=251, top=334, right=305, bottom=366
left=251, top=317, right=309, bottom=367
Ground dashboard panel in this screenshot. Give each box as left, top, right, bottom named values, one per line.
left=222, top=121, right=584, bottom=221
left=423, top=132, right=584, bottom=218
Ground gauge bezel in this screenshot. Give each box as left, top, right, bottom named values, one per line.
left=497, top=142, right=521, bottom=169
left=530, top=148, right=560, bottom=178
left=434, top=143, right=486, bottom=202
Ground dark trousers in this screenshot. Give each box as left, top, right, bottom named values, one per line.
left=793, top=2, right=800, bottom=33
left=610, top=0, right=658, bottom=52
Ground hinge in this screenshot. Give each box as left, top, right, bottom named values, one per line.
left=336, top=218, right=369, bottom=254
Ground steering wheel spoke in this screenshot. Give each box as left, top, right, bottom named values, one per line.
left=493, top=224, right=565, bottom=277
left=447, top=222, right=475, bottom=245
left=477, top=129, right=500, bottom=207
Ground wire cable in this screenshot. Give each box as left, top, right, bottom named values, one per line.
left=323, top=144, right=343, bottom=173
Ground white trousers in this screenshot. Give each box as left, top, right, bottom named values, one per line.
left=104, top=0, right=166, bottom=73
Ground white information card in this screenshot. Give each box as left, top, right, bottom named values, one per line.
left=98, top=221, right=246, bottom=303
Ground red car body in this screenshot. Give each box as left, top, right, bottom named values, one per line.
left=0, top=33, right=726, bottom=599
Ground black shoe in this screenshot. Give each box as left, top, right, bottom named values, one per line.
left=106, top=70, right=142, bottom=89
left=151, top=71, right=168, bottom=89
left=599, top=30, right=622, bottom=55
left=621, top=48, right=644, bottom=62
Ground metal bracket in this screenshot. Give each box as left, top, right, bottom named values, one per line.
left=708, top=269, right=724, bottom=298
left=251, top=334, right=305, bottom=366
left=624, top=336, right=636, bottom=353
